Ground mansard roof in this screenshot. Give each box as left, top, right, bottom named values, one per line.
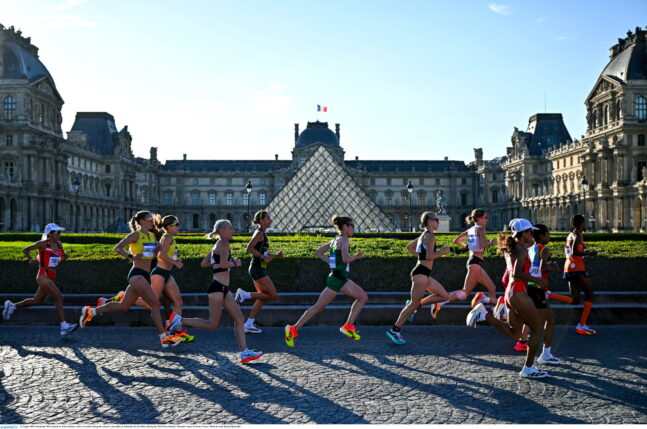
left=601, top=27, right=647, bottom=83
left=162, top=160, right=292, bottom=172
left=70, top=112, right=124, bottom=155
left=344, top=160, right=470, bottom=172
left=513, top=113, right=572, bottom=156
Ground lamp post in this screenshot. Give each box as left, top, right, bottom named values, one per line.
left=71, top=177, right=80, bottom=232
left=406, top=180, right=413, bottom=232
left=245, top=181, right=252, bottom=233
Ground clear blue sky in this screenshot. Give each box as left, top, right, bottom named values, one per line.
left=1, top=0, right=645, bottom=163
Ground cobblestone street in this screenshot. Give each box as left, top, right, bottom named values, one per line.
left=1, top=325, right=646, bottom=424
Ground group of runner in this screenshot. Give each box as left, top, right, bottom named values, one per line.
left=3, top=208, right=597, bottom=376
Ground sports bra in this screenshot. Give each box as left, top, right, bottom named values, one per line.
left=416, top=232, right=438, bottom=261
left=211, top=243, right=234, bottom=273
left=250, top=231, right=269, bottom=268
left=129, top=231, right=157, bottom=260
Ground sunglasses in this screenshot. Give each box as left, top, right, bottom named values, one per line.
left=51, top=230, right=62, bottom=234
left=170, top=223, right=180, bottom=227
left=345, top=223, right=355, bottom=228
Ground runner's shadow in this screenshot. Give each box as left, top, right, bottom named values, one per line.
left=0, top=369, right=24, bottom=424
left=11, top=345, right=162, bottom=424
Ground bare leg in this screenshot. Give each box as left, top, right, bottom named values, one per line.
left=163, top=276, right=183, bottom=316
left=340, top=280, right=368, bottom=326
left=294, top=288, right=338, bottom=331
left=248, top=276, right=278, bottom=320
left=181, top=292, right=223, bottom=331
left=509, top=293, right=544, bottom=368
left=223, top=292, right=247, bottom=351
left=477, top=270, right=497, bottom=303
left=419, top=277, right=450, bottom=306
left=394, top=277, right=428, bottom=328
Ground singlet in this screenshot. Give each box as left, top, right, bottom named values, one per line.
left=466, top=225, right=484, bottom=253
left=250, top=230, right=270, bottom=268
left=160, top=233, right=178, bottom=260
left=504, top=250, right=528, bottom=288
left=564, top=233, right=586, bottom=272
left=129, top=230, right=157, bottom=260
left=527, top=243, right=548, bottom=285
left=416, top=232, right=438, bottom=261
left=39, top=241, right=63, bottom=269
left=329, top=236, right=350, bottom=278
left=211, top=242, right=234, bottom=273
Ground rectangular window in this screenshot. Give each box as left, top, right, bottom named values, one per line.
left=191, top=192, right=200, bottom=205
left=226, top=193, right=233, bottom=206
left=209, top=193, right=216, bottom=205
left=639, top=135, right=645, bottom=146
left=403, top=178, right=407, bottom=186
left=259, top=193, right=266, bottom=205
left=418, top=197, right=424, bottom=206
left=461, top=193, right=467, bottom=205
left=436, top=178, right=440, bottom=185
left=106, top=184, right=112, bottom=197
left=419, top=177, right=424, bottom=186
left=141, top=190, right=148, bottom=204
left=193, top=177, right=199, bottom=185
left=461, top=178, right=467, bottom=185
left=227, top=178, right=232, bottom=185
left=243, top=193, right=249, bottom=205
left=492, top=173, right=497, bottom=181
left=4, top=161, right=15, bottom=181
left=492, top=190, right=499, bottom=203
left=5, top=134, right=13, bottom=147
left=261, top=177, right=267, bottom=185
left=164, top=192, right=172, bottom=205
left=386, top=178, right=391, bottom=186
left=386, top=197, right=393, bottom=206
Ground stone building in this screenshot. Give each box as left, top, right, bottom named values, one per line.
left=1, top=22, right=646, bottom=233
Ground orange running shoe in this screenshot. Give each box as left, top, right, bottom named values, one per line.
left=284, top=324, right=298, bottom=347
left=79, top=306, right=94, bottom=328
left=471, top=292, right=485, bottom=308
left=340, top=323, right=361, bottom=340
left=96, top=297, right=108, bottom=307
left=161, top=334, right=182, bottom=348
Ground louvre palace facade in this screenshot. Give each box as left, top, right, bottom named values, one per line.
left=1, top=23, right=646, bottom=233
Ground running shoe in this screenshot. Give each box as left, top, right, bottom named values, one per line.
left=519, top=365, right=548, bottom=379
left=405, top=299, right=416, bottom=322
left=177, top=331, right=195, bottom=342
left=234, top=288, right=247, bottom=304
left=471, top=292, right=485, bottom=308
left=386, top=329, right=406, bottom=345
left=97, top=297, right=108, bottom=307
left=493, top=296, right=506, bottom=320
left=466, top=303, right=487, bottom=328
left=514, top=341, right=528, bottom=352
left=545, top=289, right=552, bottom=300
left=340, top=323, right=361, bottom=340
left=160, top=334, right=182, bottom=348
left=575, top=324, right=597, bottom=335
left=537, top=353, right=561, bottom=365
left=114, top=290, right=126, bottom=303
left=240, top=349, right=263, bottom=363
left=430, top=303, right=442, bottom=320
left=60, top=322, right=79, bottom=336
left=244, top=323, right=262, bottom=334
left=284, top=324, right=298, bottom=347
left=79, top=306, right=94, bottom=328
left=3, top=300, right=16, bottom=320
left=166, top=312, right=183, bottom=334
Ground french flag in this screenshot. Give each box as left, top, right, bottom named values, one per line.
left=317, top=104, right=328, bottom=112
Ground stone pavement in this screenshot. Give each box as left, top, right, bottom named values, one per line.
left=0, top=325, right=646, bottom=424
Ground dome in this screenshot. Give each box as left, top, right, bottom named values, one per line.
left=600, top=27, right=647, bottom=83
left=2, top=41, right=53, bottom=82
left=295, top=121, right=340, bottom=148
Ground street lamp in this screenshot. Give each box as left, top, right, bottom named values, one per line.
left=406, top=180, right=413, bottom=232
left=71, top=177, right=81, bottom=232
left=245, top=181, right=252, bottom=232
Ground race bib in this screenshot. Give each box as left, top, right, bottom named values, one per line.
left=143, top=243, right=156, bottom=258
left=48, top=255, right=60, bottom=268
left=329, top=254, right=337, bottom=269
left=530, top=265, right=541, bottom=278
left=172, top=248, right=178, bottom=260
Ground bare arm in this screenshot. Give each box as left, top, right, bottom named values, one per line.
left=425, top=234, right=450, bottom=261
left=156, top=235, right=175, bottom=265
left=114, top=232, right=139, bottom=259
left=478, top=227, right=496, bottom=248
left=246, top=231, right=263, bottom=258
left=200, top=250, right=213, bottom=268
left=340, top=236, right=363, bottom=264
left=22, top=240, right=46, bottom=264
left=513, top=247, right=546, bottom=288
left=405, top=239, right=418, bottom=255
left=453, top=231, right=467, bottom=248
left=315, top=242, right=332, bottom=263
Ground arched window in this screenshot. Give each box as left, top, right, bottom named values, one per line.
left=636, top=96, right=647, bottom=120
left=3, top=96, right=16, bottom=120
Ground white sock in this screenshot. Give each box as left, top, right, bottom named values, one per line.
left=482, top=296, right=491, bottom=304
left=543, top=346, right=551, bottom=356
left=243, top=291, right=252, bottom=299
left=437, top=300, right=449, bottom=308
left=246, top=318, right=255, bottom=326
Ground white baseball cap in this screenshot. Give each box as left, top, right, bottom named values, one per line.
left=509, top=218, right=538, bottom=237
left=42, top=223, right=65, bottom=240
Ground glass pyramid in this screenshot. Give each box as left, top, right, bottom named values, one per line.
left=267, top=146, right=396, bottom=232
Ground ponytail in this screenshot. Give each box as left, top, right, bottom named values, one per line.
left=331, top=214, right=353, bottom=231
left=466, top=208, right=486, bottom=225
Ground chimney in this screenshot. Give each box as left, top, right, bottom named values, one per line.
left=444, top=156, right=448, bottom=161
left=294, top=123, right=299, bottom=143
left=183, top=154, right=187, bottom=161
left=275, top=154, right=279, bottom=161
left=355, top=156, right=358, bottom=161
left=474, top=148, right=483, bottom=162
left=335, top=123, right=340, bottom=140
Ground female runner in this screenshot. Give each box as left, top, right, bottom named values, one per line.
left=234, top=210, right=284, bottom=334
left=3, top=223, right=78, bottom=336
left=79, top=211, right=181, bottom=348
left=166, top=219, right=263, bottom=363
left=284, top=215, right=368, bottom=347
left=386, top=212, right=450, bottom=344
left=432, top=209, right=497, bottom=318
left=564, top=214, right=598, bottom=335
left=466, top=218, right=549, bottom=378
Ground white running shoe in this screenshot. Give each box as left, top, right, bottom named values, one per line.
left=235, top=289, right=248, bottom=304
left=537, top=353, right=561, bottom=365
left=244, top=323, right=262, bottom=334
left=60, top=323, right=79, bottom=336
left=240, top=349, right=263, bottom=363
left=3, top=300, right=16, bottom=320
left=519, top=365, right=548, bottom=379
left=466, top=303, right=487, bottom=328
